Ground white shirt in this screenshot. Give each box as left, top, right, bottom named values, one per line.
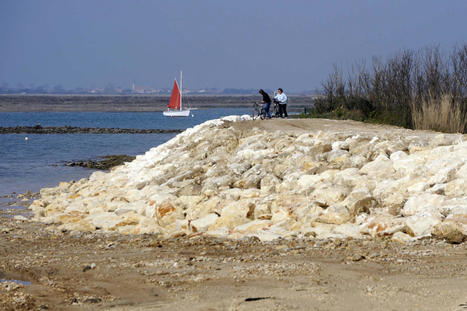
left=274, top=93, right=287, bottom=104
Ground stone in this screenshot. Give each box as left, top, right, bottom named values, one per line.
left=297, top=174, right=323, bottom=192
left=233, top=164, right=265, bottom=189
left=382, top=192, right=406, bottom=216
left=430, top=183, right=446, bottom=195
left=391, top=232, right=413, bottom=244
left=28, top=117, right=467, bottom=243
left=311, top=184, right=349, bottom=207
left=401, top=193, right=445, bottom=216
left=405, top=212, right=441, bottom=237
left=190, top=213, right=219, bottom=233
left=155, top=202, right=180, bottom=226
left=90, top=212, right=122, bottom=230
left=233, top=220, right=272, bottom=234
left=359, top=214, right=406, bottom=237
left=351, top=253, right=365, bottom=261
left=317, top=205, right=351, bottom=225
left=389, top=150, right=408, bottom=161
left=407, top=182, right=428, bottom=194
left=342, top=187, right=376, bottom=217
left=209, top=215, right=248, bottom=231
left=332, top=223, right=362, bottom=238
left=300, top=157, right=322, bottom=174
left=360, top=154, right=394, bottom=178
left=432, top=221, right=466, bottom=244
left=445, top=179, right=467, bottom=197
left=260, top=175, right=280, bottom=194
left=13, top=215, right=28, bottom=221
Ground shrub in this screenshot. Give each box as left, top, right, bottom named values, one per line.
left=312, top=44, right=467, bottom=133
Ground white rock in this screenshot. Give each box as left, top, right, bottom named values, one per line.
left=190, top=213, right=219, bottom=232
left=391, top=232, right=413, bottom=243
left=360, top=154, right=394, bottom=178
left=332, top=223, right=362, bottom=238
left=317, top=205, right=351, bottom=225
left=407, top=182, right=428, bottom=194
left=221, top=115, right=241, bottom=122
left=402, top=193, right=445, bottom=216
left=445, top=179, right=467, bottom=197
left=430, top=183, right=446, bottom=195
left=359, top=214, right=407, bottom=237
left=312, top=184, right=349, bottom=207
left=389, top=151, right=408, bottom=161
left=297, top=174, right=323, bottom=191
left=90, top=212, right=122, bottom=230
left=432, top=221, right=466, bottom=243
left=29, top=117, right=467, bottom=242
left=342, top=187, right=375, bottom=217
left=405, top=212, right=441, bottom=237
left=13, top=215, right=28, bottom=221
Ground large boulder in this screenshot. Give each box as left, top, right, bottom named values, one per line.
left=432, top=221, right=466, bottom=244
left=401, top=193, right=445, bottom=216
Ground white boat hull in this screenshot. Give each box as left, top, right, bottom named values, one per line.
left=163, top=109, right=191, bottom=117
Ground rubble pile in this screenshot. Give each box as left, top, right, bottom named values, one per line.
left=31, top=116, right=467, bottom=243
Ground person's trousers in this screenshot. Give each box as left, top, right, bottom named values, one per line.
left=278, top=104, right=288, bottom=118
left=263, top=102, right=271, bottom=118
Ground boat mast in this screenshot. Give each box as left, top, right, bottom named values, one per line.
left=180, top=70, right=183, bottom=111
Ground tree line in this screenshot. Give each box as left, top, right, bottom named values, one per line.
left=311, top=44, right=466, bottom=133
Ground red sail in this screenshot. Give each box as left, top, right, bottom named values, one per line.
left=168, top=80, right=180, bottom=110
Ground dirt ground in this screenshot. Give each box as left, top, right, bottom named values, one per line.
left=1, top=119, right=466, bottom=310
left=239, top=117, right=443, bottom=138
left=1, top=202, right=466, bottom=311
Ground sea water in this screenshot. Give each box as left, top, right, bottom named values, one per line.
left=0, top=108, right=250, bottom=195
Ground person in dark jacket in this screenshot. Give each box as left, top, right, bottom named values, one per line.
left=259, top=89, right=272, bottom=119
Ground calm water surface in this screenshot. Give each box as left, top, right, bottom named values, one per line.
left=0, top=108, right=250, bottom=194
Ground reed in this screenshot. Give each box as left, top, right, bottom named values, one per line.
left=411, top=95, right=466, bottom=133
left=312, top=44, right=467, bottom=133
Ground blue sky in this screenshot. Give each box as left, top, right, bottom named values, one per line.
left=1, top=0, right=466, bottom=92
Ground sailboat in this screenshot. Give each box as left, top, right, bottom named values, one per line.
left=163, top=71, right=191, bottom=117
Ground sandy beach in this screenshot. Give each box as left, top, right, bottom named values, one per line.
left=1, top=213, right=466, bottom=311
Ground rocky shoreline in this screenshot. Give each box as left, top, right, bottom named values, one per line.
left=0, top=125, right=182, bottom=134
left=2, top=116, right=467, bottom=310
left=65, top=155, right=136, bottom=170
left=30, top=116, right=467, bottom=244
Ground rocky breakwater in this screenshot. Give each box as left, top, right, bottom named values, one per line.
left=30, top=117, right=467, bottom=243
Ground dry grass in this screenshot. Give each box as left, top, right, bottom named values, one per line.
left=411, top=95, right=466, bottom=133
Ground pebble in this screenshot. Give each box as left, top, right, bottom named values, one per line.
left=351, top=254, right=365, bottom=262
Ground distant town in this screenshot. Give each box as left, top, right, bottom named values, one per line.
left=0, top=83, right=314, bottom=95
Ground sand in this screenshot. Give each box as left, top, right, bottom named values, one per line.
left=1, top=214, right=466, bottom=310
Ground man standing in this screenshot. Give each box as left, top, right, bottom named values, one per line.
left=259, top=89, right=272, bottom=119
left=274, top=88, right=288, bottom=118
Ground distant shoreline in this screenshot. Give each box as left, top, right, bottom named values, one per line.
left=0, top=126, right=183, bottom=134
left=0, top=94, right=315, bottom=112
